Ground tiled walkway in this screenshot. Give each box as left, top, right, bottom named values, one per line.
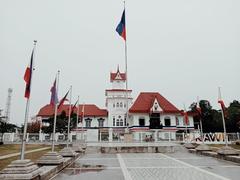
left=52, top=151, right=240, bottom=180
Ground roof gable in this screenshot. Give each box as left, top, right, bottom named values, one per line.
left=110, top=67, right=126, bottom=82
left=150, top=98, right=163, bottom=113
left=129, top=92, right=180, bottom=113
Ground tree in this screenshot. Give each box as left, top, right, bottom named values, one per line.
left=226, top=100, right=240, bottom=132
left=42, top=111, right=77, bottom=134
left=27, top=121, right=41, bottom=133
left=0, top=121, right=18, bottom=143
left=189, top=99, right=240, bottom=133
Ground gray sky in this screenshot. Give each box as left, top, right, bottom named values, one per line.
left=0, top=0, right=239, bottom=125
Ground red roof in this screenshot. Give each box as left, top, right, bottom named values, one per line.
left=37, top=104, right=108, bottom=117
left=129, top=92, right=180, bottom=113
left=110, top=67, right=126, bottom=82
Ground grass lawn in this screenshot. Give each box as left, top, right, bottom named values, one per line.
left=0, top=144, right=63, bottom=170
left=0, top=144, right=50, bottom=156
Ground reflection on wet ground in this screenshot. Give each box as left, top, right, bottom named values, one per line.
left=53, top=151, right=240, bottom=180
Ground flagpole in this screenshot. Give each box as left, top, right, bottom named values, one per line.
left=20, top=40, right=37, bottom=160
left=67, top=86, right=72, bottom=148
left=124, top=1, right=129, bottom=127
left=197, top=96, right=204, bottom=144
left=81, top=103, right=85, bottom=141
left=76, top=96, right=79, bottom=129
left=183, top=104, right=188, bottom=141
left=218, top=87, right=228, bottom=147
left=51, top=70, right=60, bottom=152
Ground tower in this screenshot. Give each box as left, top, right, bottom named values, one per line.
left=105, top=67, right=132, bottom=128
left=4, top=88, right=13, bottom=123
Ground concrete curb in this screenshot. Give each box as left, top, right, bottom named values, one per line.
left=188, top=148, right=240, bottom=164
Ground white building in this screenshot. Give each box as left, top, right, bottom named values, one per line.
left=37, top=67, right=195, bottom=142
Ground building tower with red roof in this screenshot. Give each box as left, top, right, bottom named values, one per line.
left=105, top=67, right=133, bottom=131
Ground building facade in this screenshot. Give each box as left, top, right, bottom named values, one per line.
left=37, top=67, right=195, bottom=142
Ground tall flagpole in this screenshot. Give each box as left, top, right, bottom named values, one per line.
left=81, top=103, right=85, bottom=141
left=51, top=70, right=60, bottom=152
left=67, top=86, right=72, bottom=148
left=20, top=40, right=37, bottom=160
left=124, top=1, right=129, bottom=127
left=197, top=96, right=204, bottom=144
left=183, top=104, right=188, bottom=136
left=76, top=96, right=79, bottom=129
left=218, top=87, right=228, bottom=147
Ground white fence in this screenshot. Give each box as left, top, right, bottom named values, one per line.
left=1, top=132, right=240, bottom=144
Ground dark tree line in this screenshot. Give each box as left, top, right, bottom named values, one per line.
left=41, top=111, right=78, bottom=134
left=190, top=100, right=240, bottom=133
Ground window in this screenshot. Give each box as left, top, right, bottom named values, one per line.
left=98, top=118, right=104, bottom=127
left=117, top=102, right=119, bottom=107
left=164, top=117, right=171, bottom=126
left=124, top=103, right=126, bottom=108
left=113, top=103, right=115, bottom=108
left=85, top=118, right=92, bottom=128
left=120, top=102, right=123, bottom=108
left=120, top=119, right=123, bottom=126
left=116, top=118, right=124, bottom=127
left=139, top=118, right=145, bottom=126
left=113, top=117, right=115, bottom=126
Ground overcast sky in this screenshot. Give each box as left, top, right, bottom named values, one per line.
left=0, top=0, right=239, bottom=125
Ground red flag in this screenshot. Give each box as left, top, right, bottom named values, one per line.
left=24, top=49, right=34, bottom=99
left=218, top=100, right=227, bottom=118
left=58, top=90, right=69, bottom=109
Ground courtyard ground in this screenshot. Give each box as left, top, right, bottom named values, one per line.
left=52, top=149, right=240, bottom=180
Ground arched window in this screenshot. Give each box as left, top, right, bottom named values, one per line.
left=98, top=118, right=104, bottom=127
left=164, top=116, right=171, bottom=126
left=120, top=102, right=123, bottom=108
left=113, top=103, right=115, bottom=108
left=85, top=118, right=92, bottom=128
left=116, top=102, right=119, bottom=107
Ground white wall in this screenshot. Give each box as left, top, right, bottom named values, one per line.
left=130, top=113, right=194, bottom=128
left=78, top=116, right=107, bottom=128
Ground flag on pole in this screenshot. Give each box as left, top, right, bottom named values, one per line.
left=218, top=100, right=227, bottom=118
left=58, top=90, right=69, bottom=109
left=70, top=100, right=78, bottom=115
left=24, top=49, right=34, bottom=99
left=50, top=78, right=58, bottom=106
left=80, top=104, right=85, bottom=122
left=116, top=9, right=126, bottom=41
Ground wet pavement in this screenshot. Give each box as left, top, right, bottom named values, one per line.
left=52, top=150, right=240, bottom=180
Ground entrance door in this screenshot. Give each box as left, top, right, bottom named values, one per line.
left=149, top=113, right=162, bottom=129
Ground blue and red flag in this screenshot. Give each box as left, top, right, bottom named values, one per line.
left=50, top=78, right=58, bottom=106
left=24, top=49, right=34, bottom=99
left=116, top=9, right=126, bottom=41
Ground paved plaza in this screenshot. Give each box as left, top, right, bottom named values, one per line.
left=52, top=150, right=240, bottom=180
